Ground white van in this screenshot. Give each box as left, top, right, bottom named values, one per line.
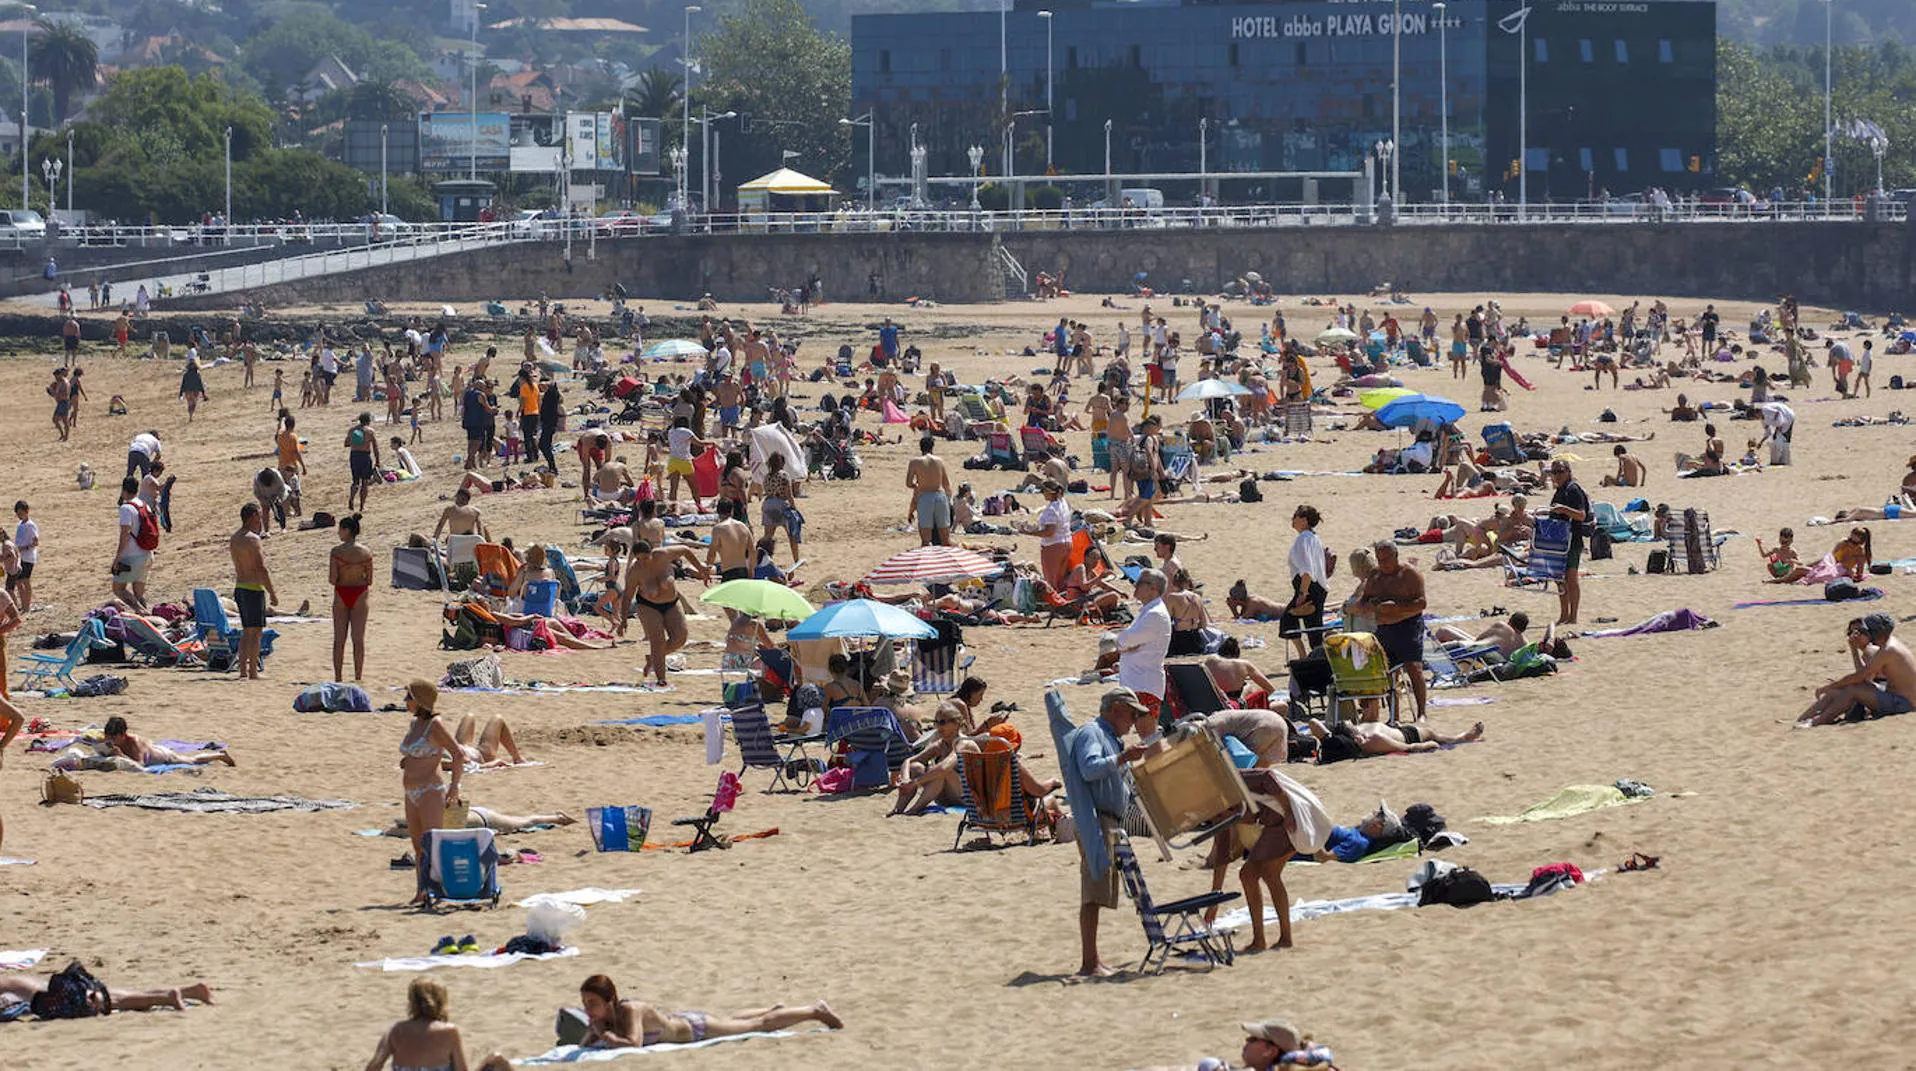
left=1117, top=187, right=1165, bottom=212
left=0, top=208, right=46, bottom=244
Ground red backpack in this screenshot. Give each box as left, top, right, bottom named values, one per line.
left=131, top=501, right=160, bottom=551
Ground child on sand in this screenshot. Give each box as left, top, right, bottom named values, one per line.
left=1756, top=527, right=1800, bottom=581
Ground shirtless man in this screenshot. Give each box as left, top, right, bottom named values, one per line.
left=1359, top=541, right=1428, bottom=721
left=706, top=498, right=754, bottom=583
left=1797, top=614, right=1916, bottom=727
left=1305, top=717, right=1484, bottom=755
left=228, top=503, right=278, bottom=679
left=104, top=715, right=235, bottom=768
left=576, top=432, right=610, bottom=494
left=591, top=454, right=635, bottom=502
left=713, top=374, right=744, bottom=436
left=276, top=415, right=306, bottom=518
left=433, top=489, right=491, bottom=543
left=905, top=435, right=953, bottom=547
left=1106, top=395, right=1134, bottom=501
left=48, top=368, right=71, bottom=440
left=1201, top=637, right=1280, bottom=707
left=1433, top=610, right=1530, bottom=657
left=1153, top=534, right=1184, bottom=586
left=623, top=540, right=711, bottom=687
left=1603, top=444, right=1647, bottom=487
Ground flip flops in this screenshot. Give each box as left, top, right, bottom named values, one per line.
left=1621, top=852, right=1661, bottom=872
left=456, top=935, right=480, bottom=954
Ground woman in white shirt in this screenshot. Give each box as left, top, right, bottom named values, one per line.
left=11, top=500, right=36, bottom=613
left=1280, top=504, right=1329, bottom=659
left=1030, top=480, right=1075, bottom=589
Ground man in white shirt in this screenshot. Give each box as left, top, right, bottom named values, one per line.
left=1110, top=567, right=1172, bottom=726
left=1747, top=399, right=1795, bottom=465
left=125, top=430, right=161, bottom=481
left=11, top=499, right=36, bottom=612
left=112, top=477, right=154, bottom=612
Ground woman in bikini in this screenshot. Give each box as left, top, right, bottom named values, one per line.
left=329, top=514, right=374, bottom=682
left=398, top=680, right=463, bottom=906
left=364, top=976, right=509, bottom=1071
left=577, top=973, right=841, bottom=1051
left=622, top=540, right=710, bottom=687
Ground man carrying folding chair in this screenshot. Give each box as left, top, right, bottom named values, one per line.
left=1546, top=461, right=1591, bottom=627
left=1060, top=687, right=1153, bottom=977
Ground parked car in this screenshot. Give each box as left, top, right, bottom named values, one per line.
left=1696, top=187, right=1741, bottom=213
left=1604, top=193, right=1648, bottom=217
left=594, top=209, right=653, bottom=236
left=355, top=212, right=415, bottom=241
left=0, top=208, right=48, bottom=244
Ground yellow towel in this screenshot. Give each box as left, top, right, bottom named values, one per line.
left=1478, top=784, right=1633, bottom=825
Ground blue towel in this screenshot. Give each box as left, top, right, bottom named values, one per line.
left=594, top=714, right=703, bottom=727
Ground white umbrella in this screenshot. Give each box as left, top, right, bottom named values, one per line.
left=1175, top=379, right=1253, bottom=402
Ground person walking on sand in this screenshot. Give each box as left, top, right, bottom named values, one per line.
left=47, top=368, right=70, bottom=441
left=111, top=477, right=157, bottom=613
left=905, top=435, right=953, bottom=546
left=1062, top=687, right=1153, bottom=977
left=344, top=412, right=382, bottom=513
left=179, top=353, right=208, bottom=422
left=228, top=503, right=277, bottom=680
left=329, top=514, right=373, bottom=682
left=623, top=539, right=711, bottom=689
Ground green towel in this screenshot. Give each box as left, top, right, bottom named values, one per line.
left=1478, top=784, right=1634, bottom=825
left=1354, top=837, right=1421, bottom=864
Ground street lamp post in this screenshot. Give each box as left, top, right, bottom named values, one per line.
left=1103, top=118, right=1112, bottom=176
left=1038, top=10, right=1053, bottom=172
left=1434, top=2, right=1448, bottom=206
left=380, top=123, right=389, bottom=215
left=839, top=111, right=875, bottom=213
left=967, top=143, right=983, bottom=212
left=1390, top=0, right=1401, bottom=203
left=223, top=125, right=232, bottom=237
left=1822, top=0, right=1833, bottom=206
left=683, top=4, right=700, bottom=213
left=1373, top=139, right=1395, bottom=205
left=38, top=153, right=54, bottom=214
left=1498, top=5, right=1532, bottom=220
left=469, top=2, right=486, bottom=181
left=1198, top=116, right=1207, bottom=201
left=700, top=107, right=736, bottom=215
left=16, top=2, right=33, bottom=211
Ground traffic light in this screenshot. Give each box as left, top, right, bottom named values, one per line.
left=1687, top=155, right=1700, bottom=173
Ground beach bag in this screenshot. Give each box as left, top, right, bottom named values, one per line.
left=1238, top=478, right=1262, bottom=503
left=70, top=674, right=127, bottom=697
left=1417, top=866, right=1497, bottom=908
left=1645, top=549, right=1669, bottom=575
left=814, top=766, right=855, bottom=795
left=586, top=805, right=652, bottom=851
left=32, top=961, right=110, bottom=1019
left=1824, top=578, right=1867, bottom=601
left=442, top=655, right=504, bottom=690
left=1589, top=528, right=1614, bottom=561
left=1127, top=438, right=1153, bottom=479
left=131, top=501, right=160, bottom=551
left=40, top=769, right=83, bottom=805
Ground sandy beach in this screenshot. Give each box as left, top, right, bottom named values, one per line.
left=3, top=286, right=1914, bottom=1070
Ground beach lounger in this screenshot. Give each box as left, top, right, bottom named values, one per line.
left=672, top=771, right=741, bottom=852
left=826, top=706, right=911, bottom=791
left=729, top=702, right=822, bottom=792
left=16, top=619, right=109, bottom=692
left=421, top=828, right=502, bottom=909
left=191, top=587, right=278, bottom=672
left=1325, top=632, right=1398, bottom=725
left=910, top=620, right=970, bottom=695
left=952, top=741, right=1040, bottom=850
left=1663, top=507, right=1718, bottom=574
left=114, top=614, right=195, bottom=667
left=1114, top=836, right=1239, bottom=974
left=1165, top=661, right=1232, bottom=720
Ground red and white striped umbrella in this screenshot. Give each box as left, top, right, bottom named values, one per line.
left=862, top=545, right=1002, bottom=586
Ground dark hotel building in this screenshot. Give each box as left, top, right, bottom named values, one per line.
left=851, top=0, right=1716, bottom=203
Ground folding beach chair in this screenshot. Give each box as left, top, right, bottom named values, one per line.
left=1481, top=422, right=1524, bottom=465
left=520, top=579, right=560, bottom=619
left=1664, top=507, right=1718, bottom=574
left=191, top=587, right=278, bottom=672
left=729, top=702, right=823, bottom=792
left=1159, top=441, right=1196, bottom=489
left=1590, top=502, right=1640, bottom=543
left=1527, top=517, right=1572, bottom=585
left=1421, top=626, right=1500, bottom=687
left=984, top=430, right=1023, bottom=470
left=910, top=619, right=970, bottom=695
left=1324, top=632, right=1398, bottom=725
left=471, top=543, right=518, bottom=600
left=952, top=741, right=1040, bottom=850
left=443, top=534, right=483, bottom=585
left=1283, top=646, right=1333, bottom=722
left=826, top=706, right=911, bottom=790
left=1019, top=425, right=1062, bottom=458
left=672, top=771, right=741, bottom=852
left=113, top=614, right=195, bottom=668
left=542, top=546, right=588, bottom=612
left=1165, top=661, right=1232, bottom=720
left=757, top=646, right=798, bottom=692
left=17, top=618, right=110, bottom=692
left=1126, top=723, right=1253, bottom=858
left=1114, top=836, right=1239, bottom=974
left=421, top=828, right=502, bottom=909
left=1282, top=401, right=1314, bottom=438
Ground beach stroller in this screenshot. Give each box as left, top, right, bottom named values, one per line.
left=952, top=739, right=1042, bottom=850
left=1663, top=507, right=1718, bottom=574
left=1481, top=422, right=1523, bottom=465
left=190, top=587, right=278, bottom=672
left=1325, top=632, right=1400, bottom=724
left=673, top=771, right=742, bottom=852
left=421, top=828, right=502, bottom=909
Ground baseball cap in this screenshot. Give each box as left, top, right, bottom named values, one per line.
left=1099, top=686, right=1149, bottom=717
left=1242, top=1019, right=1301, bottom=1050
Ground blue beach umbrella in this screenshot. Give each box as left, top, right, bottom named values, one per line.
left=787, top=598, right=937, bottom=641
left=1376, top=394, right=1466, bottom=430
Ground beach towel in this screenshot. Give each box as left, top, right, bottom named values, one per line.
left=1209, top=885, right=1519, bottom=930
left=882, top=399, right=909, bottom=424
left=0, top=858, right=34, bottom=866
left=513, top=888, right=643, bottom=908
left=594, top=714, right=703, bottom=727
left=356, top=947, right=580, bottom=972
left=1478, top=784, right=1638, bottom=825
left=1734, top=591, right=1884, bottom=609
left=1795, top=553, right=1847, bottom=587
left=0, top=949, right=46, bottom=970
left=514, top=1031, right=798, bottom=1065
left=1581, top=608, right=1716, bottom=638
left=82, top=788, right=355, bottom=813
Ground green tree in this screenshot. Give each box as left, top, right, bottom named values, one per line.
left=31, top=18, right=99, bottom=122
left=696, top=0, right=851, bottom=192
left=624, top=67, right=682, bottom=122
left=240, top=9, right=427, bottom=96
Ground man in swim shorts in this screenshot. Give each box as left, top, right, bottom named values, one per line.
left=706, top=499, right=754, bottom=584
left=1797, top=614, right=1916, bottom=727
left=905, top=435, right=953, bottom=546
left=1358, top=540, right=1427, bottom=722
left=228, top=502, right=278, bottom=680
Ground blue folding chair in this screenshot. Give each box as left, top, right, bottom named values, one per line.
left=191, top=587, right=278, bottom=671
left=421, top=827, right=502, bottom=909
left=1113, top=835, right=1239, bottom=974
left=1526, top=517, right=1571, bottom=586
left=16, top=618, right=109, bottom=692
left=543, top=546, right=589, bottom=612
left=729, top=702, right=823, bottom=792
left=826, top=706, right=911, bottom=790
left=520, top=579, right=560, bottom=619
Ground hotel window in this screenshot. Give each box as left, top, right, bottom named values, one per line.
left=1229, top=43, right=1239, bottom=68
left=1067, top=45, right=1078, bottom=69
left=1659, top=148, right=1682, bottom=172
left=1295, top=42, right=1307, bottom=67
left=1614, top=39, right=1629, bottom=64
left=879, top=50, right=891, bottom=74
left=1658, top=39, right=1674, bottom=63
left=1578, top=39, right=1593, bottom=63
left=1534, top=38, right=1549, bottom=63
left=1130, top=44, right=1141, bottom=68
left=1614, top=147, right=1629, bottom=172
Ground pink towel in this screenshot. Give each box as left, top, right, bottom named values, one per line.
left=882, top=400, right=909, bottom=425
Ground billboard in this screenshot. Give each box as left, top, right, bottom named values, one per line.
left=628, top=117, right=661, bottom=176
left=419, top=112, right=509, bottom=173
left=509, top=113, right=564, bottom=173
left=566, top=111, right=627, bottom=171
left=342, top=119, right=420, bottom=175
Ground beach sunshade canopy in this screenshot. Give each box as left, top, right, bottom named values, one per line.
left=698, top=579, right=814, bottom=621
left=1359, top=387, right=1418, bottom=410
left=736, top=167, right=836, bottom=195
left=1376, top=394, right=1466, bottom=429
left=1568, top=300, right=1616, bottom=317
left=863, top=545, right=1002, bottom=586
left=788, top=598, right=937, bottom=640
left=641, top=339, right=708, bottom=359
left=1315, top=327, right=1359, bottom=343
left=1174, top=379, right=1253, bottom=401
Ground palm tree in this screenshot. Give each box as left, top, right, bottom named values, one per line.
left=624, top=67, right=681, bottom=120
left=30, top=18, right=98, bottom=122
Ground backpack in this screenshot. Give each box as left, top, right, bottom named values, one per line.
left=131, top=501, right=160, bottom=551
left=1127, top=437, right=1154, bottom=479
left=1589, top=528, right=1614, bottom=561
left=32, top=960, right=110, bottom=1019
left=1238, top=478, right=1262, bottom=503
left=1417, top=866, right=1497, bottom=908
